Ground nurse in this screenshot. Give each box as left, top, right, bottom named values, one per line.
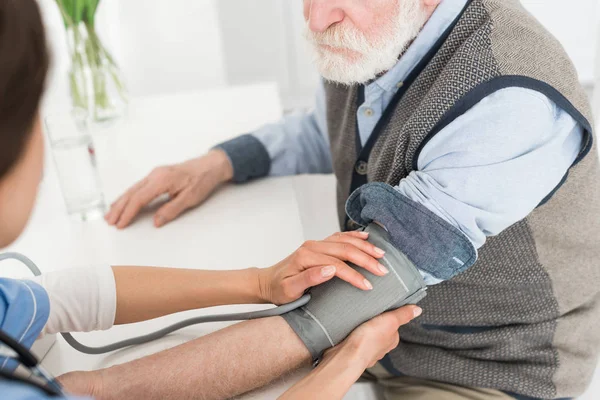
left=0, top=1, right=420, bottom=399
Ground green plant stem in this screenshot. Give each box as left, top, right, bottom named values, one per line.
left=86, top=26, right=128, bottom=101
left=70, top=25, right=89, bottom=111
left=57, top=0, right=128, bottom=121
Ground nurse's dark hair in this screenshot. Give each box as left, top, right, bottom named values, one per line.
left=0, top=0, right=49, bottom=179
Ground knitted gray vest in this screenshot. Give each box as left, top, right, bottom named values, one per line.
left=325, top=0, right=600, bottom=398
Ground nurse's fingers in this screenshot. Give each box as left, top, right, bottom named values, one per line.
left=324, top=232, right=385, bottom=260
left=279, top=265, right=338, bottom=301
left=296, top=250, right=373, bottom=291
left=301, top=240, right=387, bottom=278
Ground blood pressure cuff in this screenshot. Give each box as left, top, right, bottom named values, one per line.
left=281, top=223, right=427, bottom=360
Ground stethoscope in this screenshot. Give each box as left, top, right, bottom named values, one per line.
left=0, top=328, right=65, bottom=397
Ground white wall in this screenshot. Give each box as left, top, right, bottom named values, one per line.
left=216, top=1, right=318, bottom=110
left=521, top=0, right=598, bottom=86
left=39, top=0, right=599, bottom=111
left=113, top=0, right=226, bottom=98
left=38, top=0, right=227, bottom=111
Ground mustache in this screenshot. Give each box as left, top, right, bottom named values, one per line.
left=305, top=23, right=372, bottom=54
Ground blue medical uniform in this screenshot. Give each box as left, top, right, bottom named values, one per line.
left=0, top=277, right=87, bottom=399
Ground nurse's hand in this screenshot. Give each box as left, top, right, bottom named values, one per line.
left=257, top=230, right=388, bottom=305
left=331, top=305, right=422, bottom=369
left=105, top=150, right=233, bottom=229
left=279, top=306, right=421, bottom=400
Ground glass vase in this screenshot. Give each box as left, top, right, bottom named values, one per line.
left=67, top=23, right=128, bottom=123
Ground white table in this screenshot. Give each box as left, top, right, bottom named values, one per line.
left=2, top=83, right=315, bottom=399
left=5, top=81, right=595, bottom=400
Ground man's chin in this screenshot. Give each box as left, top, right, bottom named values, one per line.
left=315, top=51, right=402, bottom=85
left=317, top=63, right=384, bottom=86
left=313, top=54, right=371, bottom=85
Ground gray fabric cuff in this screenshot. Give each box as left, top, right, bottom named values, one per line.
left=214, top=134, right=271, bottom=183
left=281, top=308, right=333, bottom=361
left=345, top=182, right=477, bottom=281
left=282, top=223, right=427, bottom=361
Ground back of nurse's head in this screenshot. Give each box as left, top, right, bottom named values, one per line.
left=0, top=0, right=49, bottom=247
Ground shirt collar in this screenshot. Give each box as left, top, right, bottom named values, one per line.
left=371, top=0, right=470, bottom=94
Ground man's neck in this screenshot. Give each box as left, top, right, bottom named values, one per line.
left=373, top=3, right=441, bottom=80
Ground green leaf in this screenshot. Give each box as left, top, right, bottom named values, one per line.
left=73, top=0, right=85, bottom=25
left=56, top=0, right=101, bottom=28
left=85, top=0, right=100, bottom=26
left=55, top=0, right=73, bottom=27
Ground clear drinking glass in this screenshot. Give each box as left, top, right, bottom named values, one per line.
left=45, top=109, right=106, bottom=220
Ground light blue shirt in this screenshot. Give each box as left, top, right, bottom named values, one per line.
left=0, top=278, right=84, bottom=399
left=252, top=0, right=584, bottom=283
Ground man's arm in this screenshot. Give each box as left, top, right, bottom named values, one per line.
left=275, top=88, right=587, bottom=361
left=59, top=304, right=420, bottom=400
left=216, top=80, right=332, bottom=182
left=60, top=316, right=311, bottom=400
left=106, top=81, right=331, bottom=229
left=347, top=87, right=585, bottom=284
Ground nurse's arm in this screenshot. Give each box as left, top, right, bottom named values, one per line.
left=113, top=230, right=383, bottom=324
left=111, top=266, right=264, bottom=324
left=34, top=231, right=383, bottom=333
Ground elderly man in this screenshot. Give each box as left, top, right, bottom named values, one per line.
left=70, top=0, right=599, bottom=399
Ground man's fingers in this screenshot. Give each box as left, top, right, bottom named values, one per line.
left=116, top=182, right=170, bottom=229
left=153, top=191, right=195, bottom=227
left=105, top=180, right=146, bottom=225
left=105, top=194, right=129, bottom=225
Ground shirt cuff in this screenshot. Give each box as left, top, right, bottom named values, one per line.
left=214, top=134, right=271, bottom=183
left=345, top=182, right=477, bottom=281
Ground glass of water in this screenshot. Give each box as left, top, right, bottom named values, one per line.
left=45, top=109, right=106, bottom=220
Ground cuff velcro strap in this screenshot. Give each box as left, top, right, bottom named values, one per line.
left=345, top=182, right=477, bottom=281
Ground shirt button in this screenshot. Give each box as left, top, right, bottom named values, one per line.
left=396, top=81, right=404, bottom=88
left=355, top=160, right=368, bottom=175
left=363, top=108, right=374, bottom=117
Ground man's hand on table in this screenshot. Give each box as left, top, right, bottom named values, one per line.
left=105, top=149, right=233, bottom=229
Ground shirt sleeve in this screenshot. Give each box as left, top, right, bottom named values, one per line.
left=29, top=266, right=116, bottom=335
left=0, top=278, right=50, bottom=372
left=215, top=80, right=332, bottom=182
left=0, top=381, right=91, bottom=400
left=346, top=87, right=585, bottom=284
